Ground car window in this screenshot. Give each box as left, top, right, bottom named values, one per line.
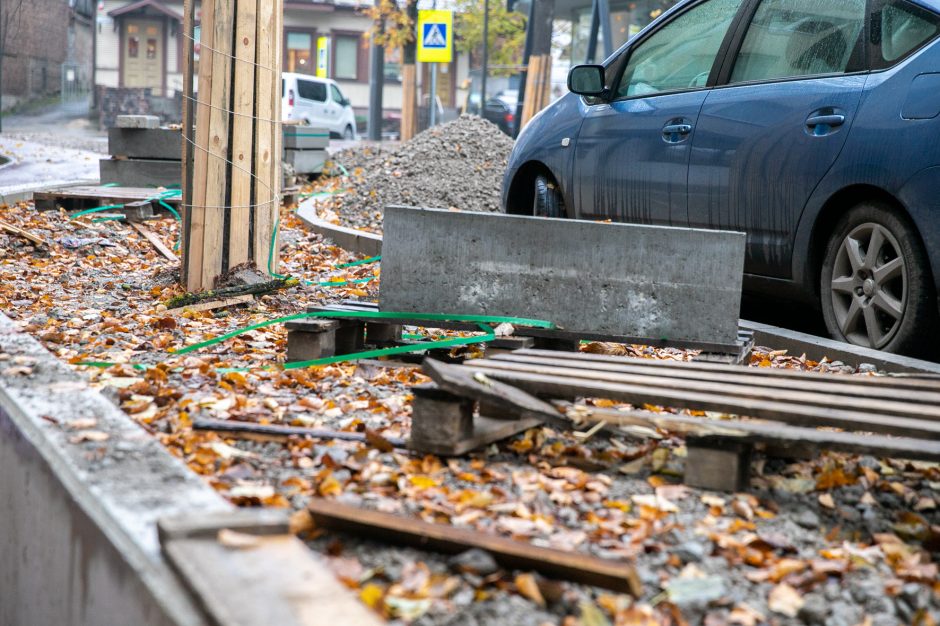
left=616, top=0, right=746, bottom=98
left=878, top=0, right=940, bottom=64
left=730, top=0, right=866, bottom=84
left=297, top=79, right=326, bottom=102
left=330, top=84, right=345, bottom=104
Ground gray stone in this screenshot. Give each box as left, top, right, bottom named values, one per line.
left=380, top=206, right=746, bottom=345
left=115, top=114, right=161, bottom=129
left=795, top=508, right=820, bottom=529
left=448, top=549, right=500, bottom=576
left=857, top=363, right=878, bottom=373
left=799, top=593, right=829, bottom=625
left=673, top=541, right=707, bottom=563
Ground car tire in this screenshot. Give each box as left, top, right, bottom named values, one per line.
left=343, top=126, right=354, bottom=140
left=533, top=175, right=565, bottom=218
left=820, top=202, right=938, bottom=355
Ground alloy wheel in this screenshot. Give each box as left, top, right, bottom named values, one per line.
left=830, top=222, right=907, bottom=349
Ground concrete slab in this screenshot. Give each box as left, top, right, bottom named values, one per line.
left=283, top=127, right=330, bottom=150
left=285, top=149, right=327, bottom=175
left=100, top=158, right=182, bottom=187
left=380, top=206, right=746, bottom=345
left=109, top=128, right=182, bottom=160
left=116, top=114, right=161, bottom=129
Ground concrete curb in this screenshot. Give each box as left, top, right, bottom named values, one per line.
left=296, top=198, right=383, bottom=257
left=741, top=319, right=940, bottom=374
left=0, top=313, right=374, bottom=624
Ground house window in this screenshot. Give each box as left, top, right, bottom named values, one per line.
left=287, top=31, right=313, bottom=73
left=334, top=35, right=359, bottom=80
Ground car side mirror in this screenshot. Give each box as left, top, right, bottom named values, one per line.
left=568, top=65, right=606, bottom=97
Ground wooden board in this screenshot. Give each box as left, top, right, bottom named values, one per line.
left=514, top=348, right=940, bottom=391
left=201, top=0, right=234, bottom=289
left=558, top=402, right=940, bottom=461
left=468, top=359, right=940, bottom=421
left=0, top=221, right=46, bottom=246
left=227, top=0, right=258, bottom=267
left=490, top=352, right=940, bottom=404
left=307, top=498, right=643, bottom=596
left=252, top=0, right=277, bottom=275
left=33, top=186, right=183, bottom=212
left=130, top=222, right=178, bottom=262
left=460, top=364, right=940, bottom=439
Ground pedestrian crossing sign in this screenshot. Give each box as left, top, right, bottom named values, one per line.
left=417, top=9, right=453, bottom=63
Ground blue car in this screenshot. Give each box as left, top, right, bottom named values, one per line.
left=503, top=0, right=940, bottom=355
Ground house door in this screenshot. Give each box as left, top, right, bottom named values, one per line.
left=124, top=19, right=164, bottom=91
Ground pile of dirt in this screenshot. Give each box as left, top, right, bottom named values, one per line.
left=325, top=115, right=515, bottom=231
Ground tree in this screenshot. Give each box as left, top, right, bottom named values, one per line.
left=362, top=0, right=419, bottom=139
left=0, top=0, right=29, bottom=126
left=454, top=0, right=527, bottom=76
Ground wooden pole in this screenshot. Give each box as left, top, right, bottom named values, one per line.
left=183, top=0, right=282, bottom=293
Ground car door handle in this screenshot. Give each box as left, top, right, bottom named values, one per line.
left=806, top=114, right=845, bottom=127
left=663, top=124, right=693, bottom=134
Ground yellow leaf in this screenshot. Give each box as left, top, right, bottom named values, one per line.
left=409, top=475, right=440, bottom=489
left=360, top=583, right=384, bottom=609
left=515, top=573, right=546, bottom=607
left=768, top=583, right=804, bottom=618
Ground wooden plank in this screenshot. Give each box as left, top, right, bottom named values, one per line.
left=227, top=0, right=258, bottom=267
left=514, top=348, right=940, bottom=391
left=187, top=0, right=216, bottom=292
left=0, top=221, right=46, bottom=246
left=307, top=498, right=643, bottom=596
left=33, top=186, right=183, bottom=207
left=401, top=64, right=417, bottom=140
left=201, top=0, right=234, bottom=289
left=130, top=222, right=178, bottom=262
left=460, top=364, right=940, bottom=439
left=469, top=359, right=940, bottom=421
left=162, top=533, right=382, bottom=626
left=423, top=359, right=567, bottom=427
left=192, top=417, right=406, bottom=447
left=270, top=0, right=284, bottom=273
left=489, top=353, right=940, bottom=405
left=252, top=0, right=277, bottom=275
left=168, top=294, right=254, bottom=315
left=559, top=402, right=940, bottom=460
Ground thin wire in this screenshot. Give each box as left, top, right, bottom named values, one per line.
left=180, top=132, right=279, bottom=210
left=183, top=31, right=278, bottom=73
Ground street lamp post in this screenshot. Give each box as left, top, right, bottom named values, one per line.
left=480, top=0, right=489, bottom=113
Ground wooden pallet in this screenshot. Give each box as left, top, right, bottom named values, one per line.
left=414, top=353, right=940, bottom=491
left=33, top=185, right=182, bottom=214
left=289, top=301, right=754, bottom=364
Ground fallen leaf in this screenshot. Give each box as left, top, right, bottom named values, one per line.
left=69, top=430, right=110, bottom=444
left=515, top=573, right=546, bottom=607
left=768, top=583, right=804, bottom=617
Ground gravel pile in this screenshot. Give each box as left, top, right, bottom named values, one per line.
left=325, top=115, right=515, bottom=231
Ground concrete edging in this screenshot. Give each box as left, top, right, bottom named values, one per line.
left=296, top=199, right=383, bottom=257
left=741, top=319, right=940, bottom=374
left=0, top=313, right=372, bottom=625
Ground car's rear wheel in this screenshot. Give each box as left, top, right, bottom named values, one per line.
left=820, top=202, right=936, bottom=355
left=533, top=175, right=564, bottom=218
left=343, top=125, right=354, bottom=140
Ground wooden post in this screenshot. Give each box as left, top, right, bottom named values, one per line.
left=182, top=0, right=282, bottom=293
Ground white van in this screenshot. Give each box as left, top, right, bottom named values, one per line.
left=282, top=73, right=357, bottom=140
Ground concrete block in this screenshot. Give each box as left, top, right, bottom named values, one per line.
left=409, top=385, right=475, bottom=449
left=285, top=319, right=339, bottom=362
left=109, top=127, right=182, bottom=160
left=100, top=158, right=181, bottom=187
left=115, top=114, right=161, bottom=129
left=283, top=127, right=330, bottom=150
left=284, top=148, right=326, bottom=175
left=684, top=439, right=752, bottom=492
left=296, top=204, right=383, bottom=256
left=380, top=206, right=747, bottom=345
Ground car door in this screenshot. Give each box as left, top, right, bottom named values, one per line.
left=296, top=79, right=329, bottom=126
left=688, top=0, right=869, bottom=277
left=329, top=84, right=349, bottom=135
left=573, top=0, right=749, bottom=225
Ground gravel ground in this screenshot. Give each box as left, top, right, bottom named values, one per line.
left=318, top=116, right=514, bottom=232
left=0, top=202, right=938, bottom=625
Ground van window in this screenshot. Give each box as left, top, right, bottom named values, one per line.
left=297, top=79, right=327, bottom=102
left=330, top=84, right=346, bottom=105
